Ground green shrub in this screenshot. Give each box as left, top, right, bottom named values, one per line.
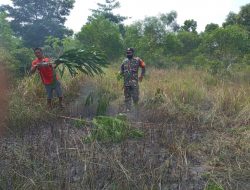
left=85, top=115, right=144, bottom=142
left=205, top=180, right=224, bottom=190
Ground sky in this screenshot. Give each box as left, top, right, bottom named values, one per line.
left=0, top=0, right=249, bottom=33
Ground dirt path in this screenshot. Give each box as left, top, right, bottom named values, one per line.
left=0, top=64, right=9, bottom=136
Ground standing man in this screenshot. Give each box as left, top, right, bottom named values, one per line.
left=120, top=48, right=146, bottom=111
left=30, top=47, right=64, bottom=109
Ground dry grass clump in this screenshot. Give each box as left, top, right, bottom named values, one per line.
left=197, top=125, right=250, bottom=190
left=133, top=68, right=250, bottom=128
left=8, top=71, right=85, bottom=130
left=8, top=75, right=47, bottom=129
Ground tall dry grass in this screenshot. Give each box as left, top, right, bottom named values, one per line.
left=1, top=66, right=250, bottom=189
left=7, top=70, right=85, bottom=130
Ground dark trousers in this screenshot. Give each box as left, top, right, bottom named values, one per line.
left=124, top=85, right=139, bottom=110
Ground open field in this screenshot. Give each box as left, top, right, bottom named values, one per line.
left=1, top=66, right=250, bottom=190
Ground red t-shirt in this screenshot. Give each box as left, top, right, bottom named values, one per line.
left=32, top=57, right=56, bottom=85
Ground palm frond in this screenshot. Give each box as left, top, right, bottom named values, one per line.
left=54, top=47, right=108, bottom=77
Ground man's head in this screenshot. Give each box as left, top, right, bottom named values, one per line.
left=34, top=47, right=43, bottom=59
left=126, top=47, right=134, bottom=59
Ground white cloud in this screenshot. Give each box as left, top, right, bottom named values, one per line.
left=0, top=0, right=11, bottom=4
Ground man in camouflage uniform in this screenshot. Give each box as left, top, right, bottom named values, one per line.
left=120, top=48, right=146, bottom=111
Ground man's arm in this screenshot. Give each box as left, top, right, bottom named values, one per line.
left=139, top=59, right=145, bottom=82
left=29, top=60, right=46, bottom=74
left=120, top=64, right=125, bottom=75
left=30, top=63, right=38, bottom=75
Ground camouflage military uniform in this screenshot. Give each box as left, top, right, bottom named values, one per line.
left=121, top=57, right=145, bottom=110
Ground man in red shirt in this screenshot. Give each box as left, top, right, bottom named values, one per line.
left=30, top=47, right=64, bottom=109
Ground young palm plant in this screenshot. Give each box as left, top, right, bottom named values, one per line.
left=52, top=47, right=108, bottom=77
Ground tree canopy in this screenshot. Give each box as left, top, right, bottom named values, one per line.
left=88, top=0, right=126, bottom=24
left=77, top=16, right=123, bottom=61
left=0, top=0, right=75, bottom=47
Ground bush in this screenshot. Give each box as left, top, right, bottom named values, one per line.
left=85, top=115, right=144, bottom=142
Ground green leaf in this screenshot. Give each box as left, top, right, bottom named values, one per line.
left=53, top=47, right=108, bottom=77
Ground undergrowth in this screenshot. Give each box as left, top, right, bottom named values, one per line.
left=2, top=66, right=250, bottom=189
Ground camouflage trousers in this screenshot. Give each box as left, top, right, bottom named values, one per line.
left=124, top=85, right=139, bottom=110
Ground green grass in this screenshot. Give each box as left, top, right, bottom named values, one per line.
left=85, top=115, right=144, bottom=143
left=205, top=180, right=224, bottom=190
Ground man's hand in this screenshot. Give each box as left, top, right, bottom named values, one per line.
left=36, top=62, right=43, bottom=68
left=49, top=59, right=58, bottom=68
left=139, top=75, right=143, bottom=82
left=30, top=65, right=38, bottom=74
left=36, top=63, right=41, bottom=68
left=48, top=59, right=55, bottom=65
left=37, top=62, right=50, bottom=68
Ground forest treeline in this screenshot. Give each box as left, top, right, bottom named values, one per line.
left=0, top=0, right=250, bottom=74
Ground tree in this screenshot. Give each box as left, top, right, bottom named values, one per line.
left=181, top=19, right=197, bottom=33
left=88, top=0, right=127, bottom=36
left=123, top=21, right=143, bottom=51
left=237, top=3, right=250, bottom=31
left=200, top=25, right=249, bottom=67
left=76, top=16, right=123, bottom=61
left=163, top=33, right=182, bottom=55
left=176, top=31, right=201, bottom=55
left=223, top=12, right=238, bottom=27
left=160, top=11, right=180, bottom=32
left=222, top=4, right=250, bottom=31
left=0, top=13, right=33, bottom=74
left=89, top=0, right=126, bottom=24
left=0, top=0, right=75, bottom=47
left=0, top=12, right=20, bottom=49
left=124, top=16, right=168, bottom=66
left=205, top=23, right=219, bottom=33
left=143, top=16, right=167, bottom=45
